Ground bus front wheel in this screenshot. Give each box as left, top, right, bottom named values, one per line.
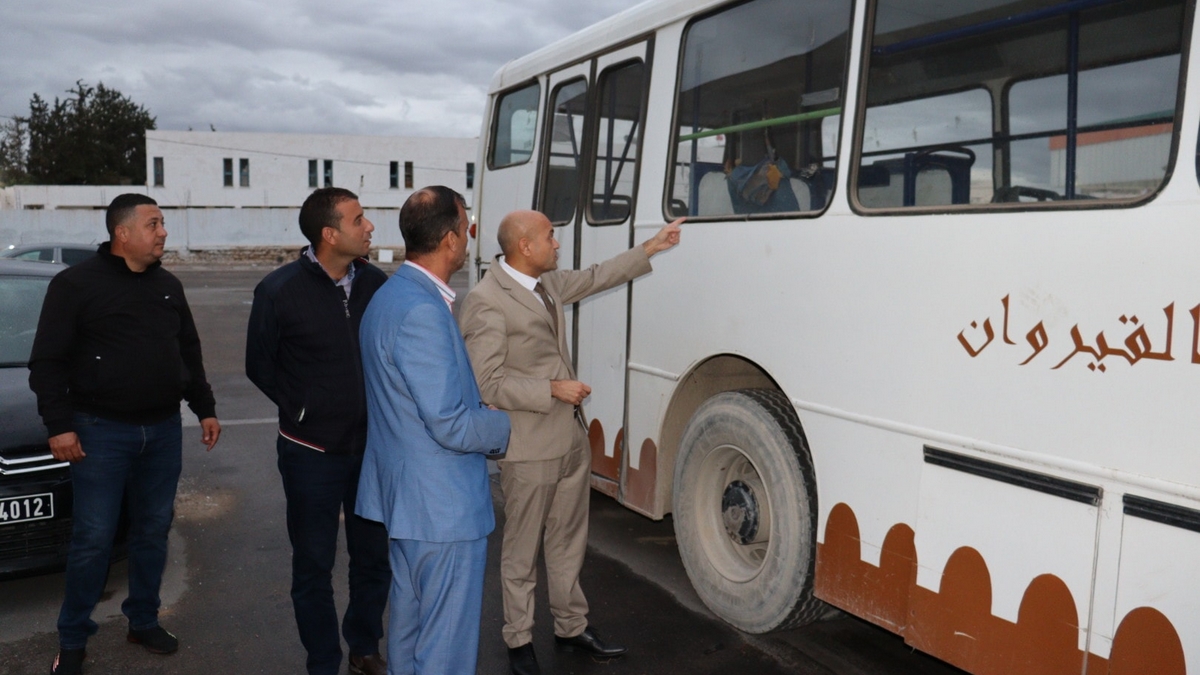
left=673, top=388, right=825, bottom=633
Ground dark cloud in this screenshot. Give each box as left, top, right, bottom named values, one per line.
left=1, top=0, right=643, bottom=137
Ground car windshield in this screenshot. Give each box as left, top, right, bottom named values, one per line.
left=0, top=276, right=50, bottom=367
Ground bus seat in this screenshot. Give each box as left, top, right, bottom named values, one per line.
left=790, top=177, right=812, bottom=211
left=697, top=170, right=734, bottom=216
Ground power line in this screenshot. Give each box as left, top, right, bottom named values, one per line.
left=149, top=135, right=477, bottom=173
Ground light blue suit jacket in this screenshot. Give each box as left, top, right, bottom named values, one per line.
left=355, top=264, right=511, bottom=542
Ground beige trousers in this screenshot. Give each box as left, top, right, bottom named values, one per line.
left=498, top=437, right=591, bottom=648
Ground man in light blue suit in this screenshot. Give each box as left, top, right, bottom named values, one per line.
left=356, top=186, right=511, bottom=675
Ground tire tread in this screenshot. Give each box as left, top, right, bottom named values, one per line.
left=734, top=388, right=827, bottom=631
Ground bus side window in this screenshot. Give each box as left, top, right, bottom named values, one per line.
left=858, top=0, right=1187, bottom=209
left=588, top=61, right=645, bottom=225
left=489, top=82, right=541, bottom=170
left=541, top=79, right=588, bottom=225
left=667, top=0, right=854, bottom=219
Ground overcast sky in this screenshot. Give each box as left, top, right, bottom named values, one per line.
left=3, top=0, right=644, bottom=139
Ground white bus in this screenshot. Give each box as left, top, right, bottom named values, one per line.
left=471, top=0, right=1197, bottom=672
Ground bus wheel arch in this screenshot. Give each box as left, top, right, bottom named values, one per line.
left=672, top=386, right=825, bottom=633
left=658, top=354, right=778, bottom=514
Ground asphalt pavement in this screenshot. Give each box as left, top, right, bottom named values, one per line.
left=0, top=264, right=965, bottom=675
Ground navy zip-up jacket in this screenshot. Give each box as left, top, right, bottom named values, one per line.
left=28, top=242, right=217, bottom=437
left=245, top=248, right=386, bottom=455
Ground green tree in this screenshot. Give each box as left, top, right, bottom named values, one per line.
left=4, top=81, right=156, bottom=186
left=0, top=116, right=29, bottom=185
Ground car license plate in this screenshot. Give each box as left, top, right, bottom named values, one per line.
left=0, top=493, right=54, bottom=525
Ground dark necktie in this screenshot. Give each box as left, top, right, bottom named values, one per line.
left=534, top=282, right=558, bottom=336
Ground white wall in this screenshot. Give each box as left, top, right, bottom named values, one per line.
left=0, top=208, right=410, bottom=253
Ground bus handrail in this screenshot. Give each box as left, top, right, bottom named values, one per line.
left=677, top=107, right=842, bottom=142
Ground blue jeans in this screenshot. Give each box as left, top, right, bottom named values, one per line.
left=58, top=412, right=182, bottom=650
left=277, top=437, right=390, bottom=675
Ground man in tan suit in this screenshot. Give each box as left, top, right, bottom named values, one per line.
left=459, top=210, right=681, bottom=675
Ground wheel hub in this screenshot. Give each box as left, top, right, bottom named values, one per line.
left=721, top=480, right=760, bottom=545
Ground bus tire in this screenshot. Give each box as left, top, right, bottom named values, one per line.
left=673, top=388, right=824, bottom=633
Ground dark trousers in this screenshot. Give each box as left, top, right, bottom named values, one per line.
left=277, top=436, right=390, bottom=675
left=58, top=412, right=182, bottom=649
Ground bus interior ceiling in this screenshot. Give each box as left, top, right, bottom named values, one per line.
left=867, top=0, right=1184, bottom=108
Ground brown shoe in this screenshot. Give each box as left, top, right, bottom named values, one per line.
left=348, top=653, right=387, bottom=675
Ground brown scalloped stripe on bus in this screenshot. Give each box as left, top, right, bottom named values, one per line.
left=814, top=502, right=914, bottom=633
left=1107, top=606, right=1185, bottom=675
left=588, top=420, right=619, bottom=498
left=814, top=502, right=1185, bottom=675
left=622, top=438, right=657, bottom=516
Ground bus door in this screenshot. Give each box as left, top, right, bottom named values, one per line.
left=572, top=42, right=651, bottom=501
left=535, top=63, right=592, bottom=351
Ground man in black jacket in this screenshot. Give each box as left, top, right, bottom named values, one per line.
left=246, top=187, right=390, bottom=675
left=29, top=193, right=222, bottom=675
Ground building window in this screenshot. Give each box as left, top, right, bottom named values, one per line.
left=308, top=159, right=318, bottom=188
left=239, top=158, right=250, bottom=187
left=390, top=161, right=399, bottom=189
left=153, top=157, right=164, bottom=187
left=466, top=162, right=475, bottom=190
left=324, top=160, right=333, bottom=187
left=223, top=158, right=233, bottom=187
left=404, top=161, right=414, bottom=189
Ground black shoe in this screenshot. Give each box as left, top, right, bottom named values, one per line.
left=508, top=642, right=540, bottom=675
left=126, top=625, right=179, bottom=654
left=348, top=653, right=387, bottom=675
left=50, top=649, right=85, bottom=675
left=555, top=626, right=627, bottom=657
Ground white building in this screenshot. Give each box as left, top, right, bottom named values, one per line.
left=0, top=131, right=478, bottom=210
left=0, top=132, right=479, bottom=257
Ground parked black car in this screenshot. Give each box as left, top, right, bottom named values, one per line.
left=0, top=259, right=125, bottom=579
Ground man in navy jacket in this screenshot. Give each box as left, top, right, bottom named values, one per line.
left=246, top=188, right=390, bottom=675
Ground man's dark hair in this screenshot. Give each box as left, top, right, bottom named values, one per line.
left=299, top=187, right=359, bottom=249
left=106, top=193, right=158, bottom=237
left=399, top=186, right=466, bottom=257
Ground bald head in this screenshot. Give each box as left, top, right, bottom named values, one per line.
left=498, top=209, right=559, bottom=277
left=496, top=210, right=543, bottom=257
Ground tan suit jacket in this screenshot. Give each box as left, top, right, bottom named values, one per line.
left=459, top=246, right=652, bottom=462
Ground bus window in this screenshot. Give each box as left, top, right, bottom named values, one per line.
left=541, top=79, right=588, bottom=225
left=589, top=61, right=645, bottom=225
left=858, top=0, right=1186, bottom=210
left=1009, top=56, right=1180, bottom=201
left=489, top=82, right=541, bottom=169
left=667, top=0, right=854, bottom=219
left=860, top=89, right=992, bottom=207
